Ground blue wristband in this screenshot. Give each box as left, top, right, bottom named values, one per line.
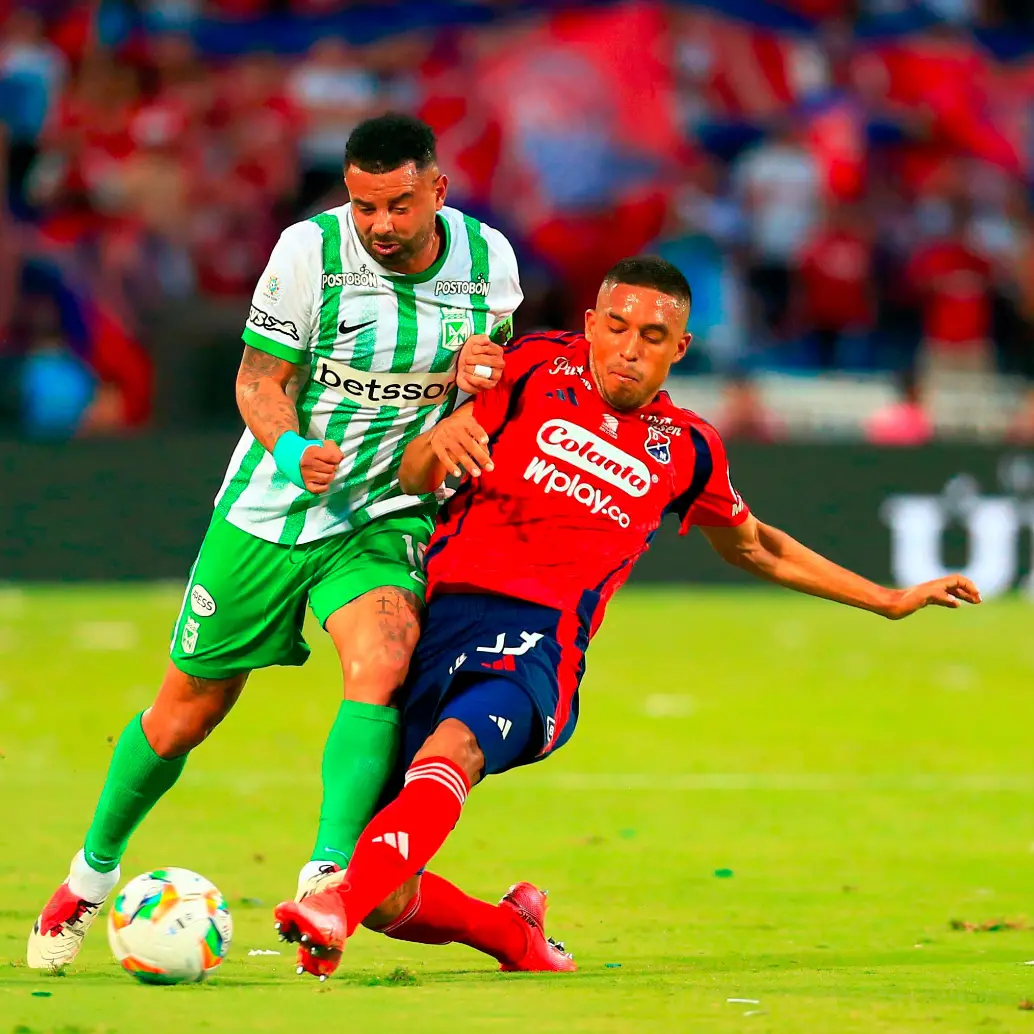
left=272, top=430, right=323, bottom=490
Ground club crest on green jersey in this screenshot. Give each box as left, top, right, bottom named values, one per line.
left=440, top=309, right=475, bottom=352
left=181, top=617, right=200, bottom=655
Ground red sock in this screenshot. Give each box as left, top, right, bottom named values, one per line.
left=335, top=757, right=470, bottom=936
left=377, top=871, right=529, bottom=965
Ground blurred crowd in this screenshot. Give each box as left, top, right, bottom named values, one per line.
left=3, top=0, right=1034, bottom=439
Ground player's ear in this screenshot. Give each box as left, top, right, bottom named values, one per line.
left=434, top=172, right=448, bottom=209
left=672, top=332, right=692, bottom=364
left=584, top=307, right=597, bottom=340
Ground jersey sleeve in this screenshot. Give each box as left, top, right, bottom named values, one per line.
left=671, top=421, right=750, bottom=532
left=241, top=221, right=321, bottom=363
left=471, top=332, right=568, bottom=438
left=483, top=228, right=524, bottom=345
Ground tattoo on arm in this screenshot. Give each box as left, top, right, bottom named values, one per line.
left=236, top=346, right=301, bottom=452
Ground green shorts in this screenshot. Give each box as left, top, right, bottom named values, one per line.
left=169, top=506, right=434, bottom=679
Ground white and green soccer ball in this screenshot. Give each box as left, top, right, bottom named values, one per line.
left=107, top=867, right=232, bottom=984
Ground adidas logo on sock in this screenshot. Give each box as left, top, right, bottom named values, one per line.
left=489, top=714, right=512, bottom=739
left=371, top=831, right=410, bottom=860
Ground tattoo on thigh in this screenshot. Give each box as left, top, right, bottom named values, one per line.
left=186, top=674, right=227, bottom=697
left=375, top=588, right=421, bottom=659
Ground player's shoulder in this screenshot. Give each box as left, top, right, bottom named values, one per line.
left=508, top=329, right=586, bottom=361
left=441, top=206, right=519, bottom=273
left=649, top=392, right=728, bottom=451
left=494, top=330, right=585, bottom=385
left=274, top=211, right=335, bottom=254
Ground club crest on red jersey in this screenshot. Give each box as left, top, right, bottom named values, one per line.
left=645, top=425, right=672, bottom=464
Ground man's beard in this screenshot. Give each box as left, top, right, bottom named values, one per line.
left=363, top=223, right=434, bottom=270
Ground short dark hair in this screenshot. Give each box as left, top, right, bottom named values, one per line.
left=344, top=114, right=438, bottom=175
left=601, top=256, right=692, bottom=311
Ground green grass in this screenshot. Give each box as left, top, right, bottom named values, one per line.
left=2, top=585, right=1034, bottom=1032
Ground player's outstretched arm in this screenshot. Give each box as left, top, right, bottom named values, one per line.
left=700, top=514, right=982, bottom=619
left=399, top=404, right=493, bottom=495
left=236, top=345, right=342, bottom=494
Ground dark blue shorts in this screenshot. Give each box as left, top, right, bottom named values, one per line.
left=384, top=593, right=587, bottom=799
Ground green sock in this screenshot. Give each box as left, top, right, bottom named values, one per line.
left=82, top=712, right=188, bottom=873
left=311, top=700, right=401, bottom=865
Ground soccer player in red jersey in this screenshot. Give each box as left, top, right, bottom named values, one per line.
left=273, top=257, right=981, bottom=978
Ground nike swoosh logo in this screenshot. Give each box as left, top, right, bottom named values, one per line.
left=339, top=319, right=376, bottom=336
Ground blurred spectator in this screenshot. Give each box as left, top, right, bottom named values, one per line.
left=0, top=7, right=67, bottom=205
left=714, top=374, right=784, bottom=443
left=733, top=121, right=821, bottom=341
left=1006, top=386, right=1034, bottom=442
left=0, top=10, right=66, bottom=140
left=864, top=367, right=934, bottom=446
left=999, top=205, right=1034, bottom=380
left=797, top=202, right=875, bottom=369
left=14, top=292, right=95, bottom=439
left=650, top=166, right=747, bottom=373
left=0, top=124, right=17, bottom=340
left=7, top=0, right=1034, bottom=439
left=287, top=38, right=379, bottom=209
left=905, top=199, right=995, bottom=375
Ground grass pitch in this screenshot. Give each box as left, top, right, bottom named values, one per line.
left=1, top=585, right=1033, bottom=1033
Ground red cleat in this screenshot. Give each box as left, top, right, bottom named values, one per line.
left=498, top=882, right=576, bottom=972
left=273, top=891, right=349, bottom=979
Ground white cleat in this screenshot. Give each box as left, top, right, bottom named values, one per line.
left=27, top=880, right=105, bottom=970
left=295, top=862, right=345, bottom=902
left=27, top=852, right=120, bottom=970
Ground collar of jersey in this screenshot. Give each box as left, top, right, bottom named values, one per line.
left=374, top=214, right=452, bottom=285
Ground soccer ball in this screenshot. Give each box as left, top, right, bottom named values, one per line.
left=107, top=867, right=233, bottom=984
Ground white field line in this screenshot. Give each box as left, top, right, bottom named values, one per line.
left=520, top=773, right=1034, bottom=792
left=5, top=769, right=1034, bottom=793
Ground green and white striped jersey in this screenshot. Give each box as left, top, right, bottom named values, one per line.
left=214, top=203, right=522, bottom=545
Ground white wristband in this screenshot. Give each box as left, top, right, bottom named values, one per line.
left=473, top=364, right=493, bottom=380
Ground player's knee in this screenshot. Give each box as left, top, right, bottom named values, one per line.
left=342, top=654, right=411, bottom=706
left=144, top=712, right=210, bottom=757
left=144, top=706, right=224, bottom=757
left=362, top=877, right=420, bottom=932
left=419, top=718, right=485, bottom=785
left=144, top=676, right=242, bottom=757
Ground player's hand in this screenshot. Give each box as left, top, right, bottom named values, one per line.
left=429, top=407, right=493, bottom=480
left=880, top=575, right=982, bottom=620
left=456, top=334, right=504, bottom=395
left=300, top=439, right=343, bottom=494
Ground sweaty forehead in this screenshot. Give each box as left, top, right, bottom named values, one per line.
left=345, top=162, right=434, bottom=200
left=600, top=282, right=686, bottom=326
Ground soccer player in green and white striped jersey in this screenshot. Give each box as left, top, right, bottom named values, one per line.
left=28, top=115, right=523, bottom=970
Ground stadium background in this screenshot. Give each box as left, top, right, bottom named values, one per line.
left=3, top=0, right=1034, bottom=588
left=3, top=2, right=1034, bottom=1031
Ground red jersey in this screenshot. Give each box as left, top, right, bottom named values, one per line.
left=426, top=331, right=749, bottom=634
left=906, top=241, right=993, bottom=348
left=800, top=229, right=874, bottom=331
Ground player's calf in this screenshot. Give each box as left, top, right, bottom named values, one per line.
left=361, top=876, right=421, bottom=931
left=368, top=872, right=576, bottom=972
